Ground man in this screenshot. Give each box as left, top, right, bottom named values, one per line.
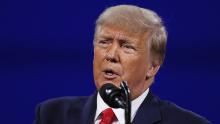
left=33, top=5, right=211, bottom=124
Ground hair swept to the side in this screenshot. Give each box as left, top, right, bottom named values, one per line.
left=95, top=5, right=167, bottom=65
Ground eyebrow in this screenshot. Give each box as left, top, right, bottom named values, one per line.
left=98, top=34, right=113, bottom=40
left=118, top=37, right=138, bottom=46
left=98, top=33, right=137, bottom=43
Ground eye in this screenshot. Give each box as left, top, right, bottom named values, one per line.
left=122, top=44, right=136, bottom=53
left=96, top=39, right=111, bottom=48
left=99, top=40, right=109, bottom=44
left=122, top=43, right=135, bottom=50
left=123, top=44, right=135, bottom=49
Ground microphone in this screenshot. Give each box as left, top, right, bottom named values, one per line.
left=99, top=83, right=126, bottom=108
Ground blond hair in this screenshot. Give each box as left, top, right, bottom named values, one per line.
left=95, top=5, right=167, bottom=65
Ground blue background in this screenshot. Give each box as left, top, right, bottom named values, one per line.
left=0, top=0, right=219, bottom=124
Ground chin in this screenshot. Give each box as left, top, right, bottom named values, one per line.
left=96, top=80, right=121, bottom=89
left=104, top=80, right=121, bottom=87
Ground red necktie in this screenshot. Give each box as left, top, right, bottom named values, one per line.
left=99, top=108, right=116, bottom=124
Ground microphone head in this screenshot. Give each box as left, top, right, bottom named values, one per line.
left=99, top=83, right=125, bottom=108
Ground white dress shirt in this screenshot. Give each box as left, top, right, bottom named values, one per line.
left=94, top=88, right=149, bottom=124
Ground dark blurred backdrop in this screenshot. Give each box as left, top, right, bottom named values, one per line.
left=0, top=0, right=219, bottom=124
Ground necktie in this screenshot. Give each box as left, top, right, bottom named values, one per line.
left=99, top=108, right=116, bottom=124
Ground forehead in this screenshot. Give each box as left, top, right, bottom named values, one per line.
left=95, top=25, right=149, bottom=43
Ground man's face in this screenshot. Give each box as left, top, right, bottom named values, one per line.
left=93, top=25, right=154, bottom=99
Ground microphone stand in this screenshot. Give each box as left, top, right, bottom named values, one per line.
left=120, top=81, right=131, bottom=124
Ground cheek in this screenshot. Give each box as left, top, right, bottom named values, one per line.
left=121, top=57, right=135, bottom=77
left=94, top=47, right=103, bottom=63
left=93, top=49, right=102, bottom=72
left=94, top=47, right=106, bottom=59
left=93, top=48, right=106, bottom=86
left=122, top=55, right=149, bottom=82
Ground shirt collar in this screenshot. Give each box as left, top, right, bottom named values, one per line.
left=95, top=88, right=149, bottom=124
left=130, top=88, right=149, bottom=121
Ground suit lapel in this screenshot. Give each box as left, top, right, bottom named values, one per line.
left=80, top=91, right=161, bottom=124
left=132, top=91, right=161, bottom=124
left=81, top=92, right=97, bottom=124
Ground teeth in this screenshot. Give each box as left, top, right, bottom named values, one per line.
left=106, top=72, right=113, bottom=76
left=105, top=70, right=115, bottom=76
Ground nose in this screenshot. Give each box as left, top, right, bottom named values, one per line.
left=105, top=42, right=119, bottom=63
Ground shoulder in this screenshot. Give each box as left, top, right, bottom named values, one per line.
left=37, top=96, right=90, bottom=116
left=40, top=96, right=88, bottom=107
left=154, top=95, right=212, bottom=124
left=34, top=96, right=91, bottom=124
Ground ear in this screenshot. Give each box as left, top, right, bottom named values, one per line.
left=146, top=64, right=161, bottom=78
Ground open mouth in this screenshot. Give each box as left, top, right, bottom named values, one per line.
left=103, top=69, right=119, bottom=79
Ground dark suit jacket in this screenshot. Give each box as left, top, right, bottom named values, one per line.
left=33, top=91, right=211, bottom=124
